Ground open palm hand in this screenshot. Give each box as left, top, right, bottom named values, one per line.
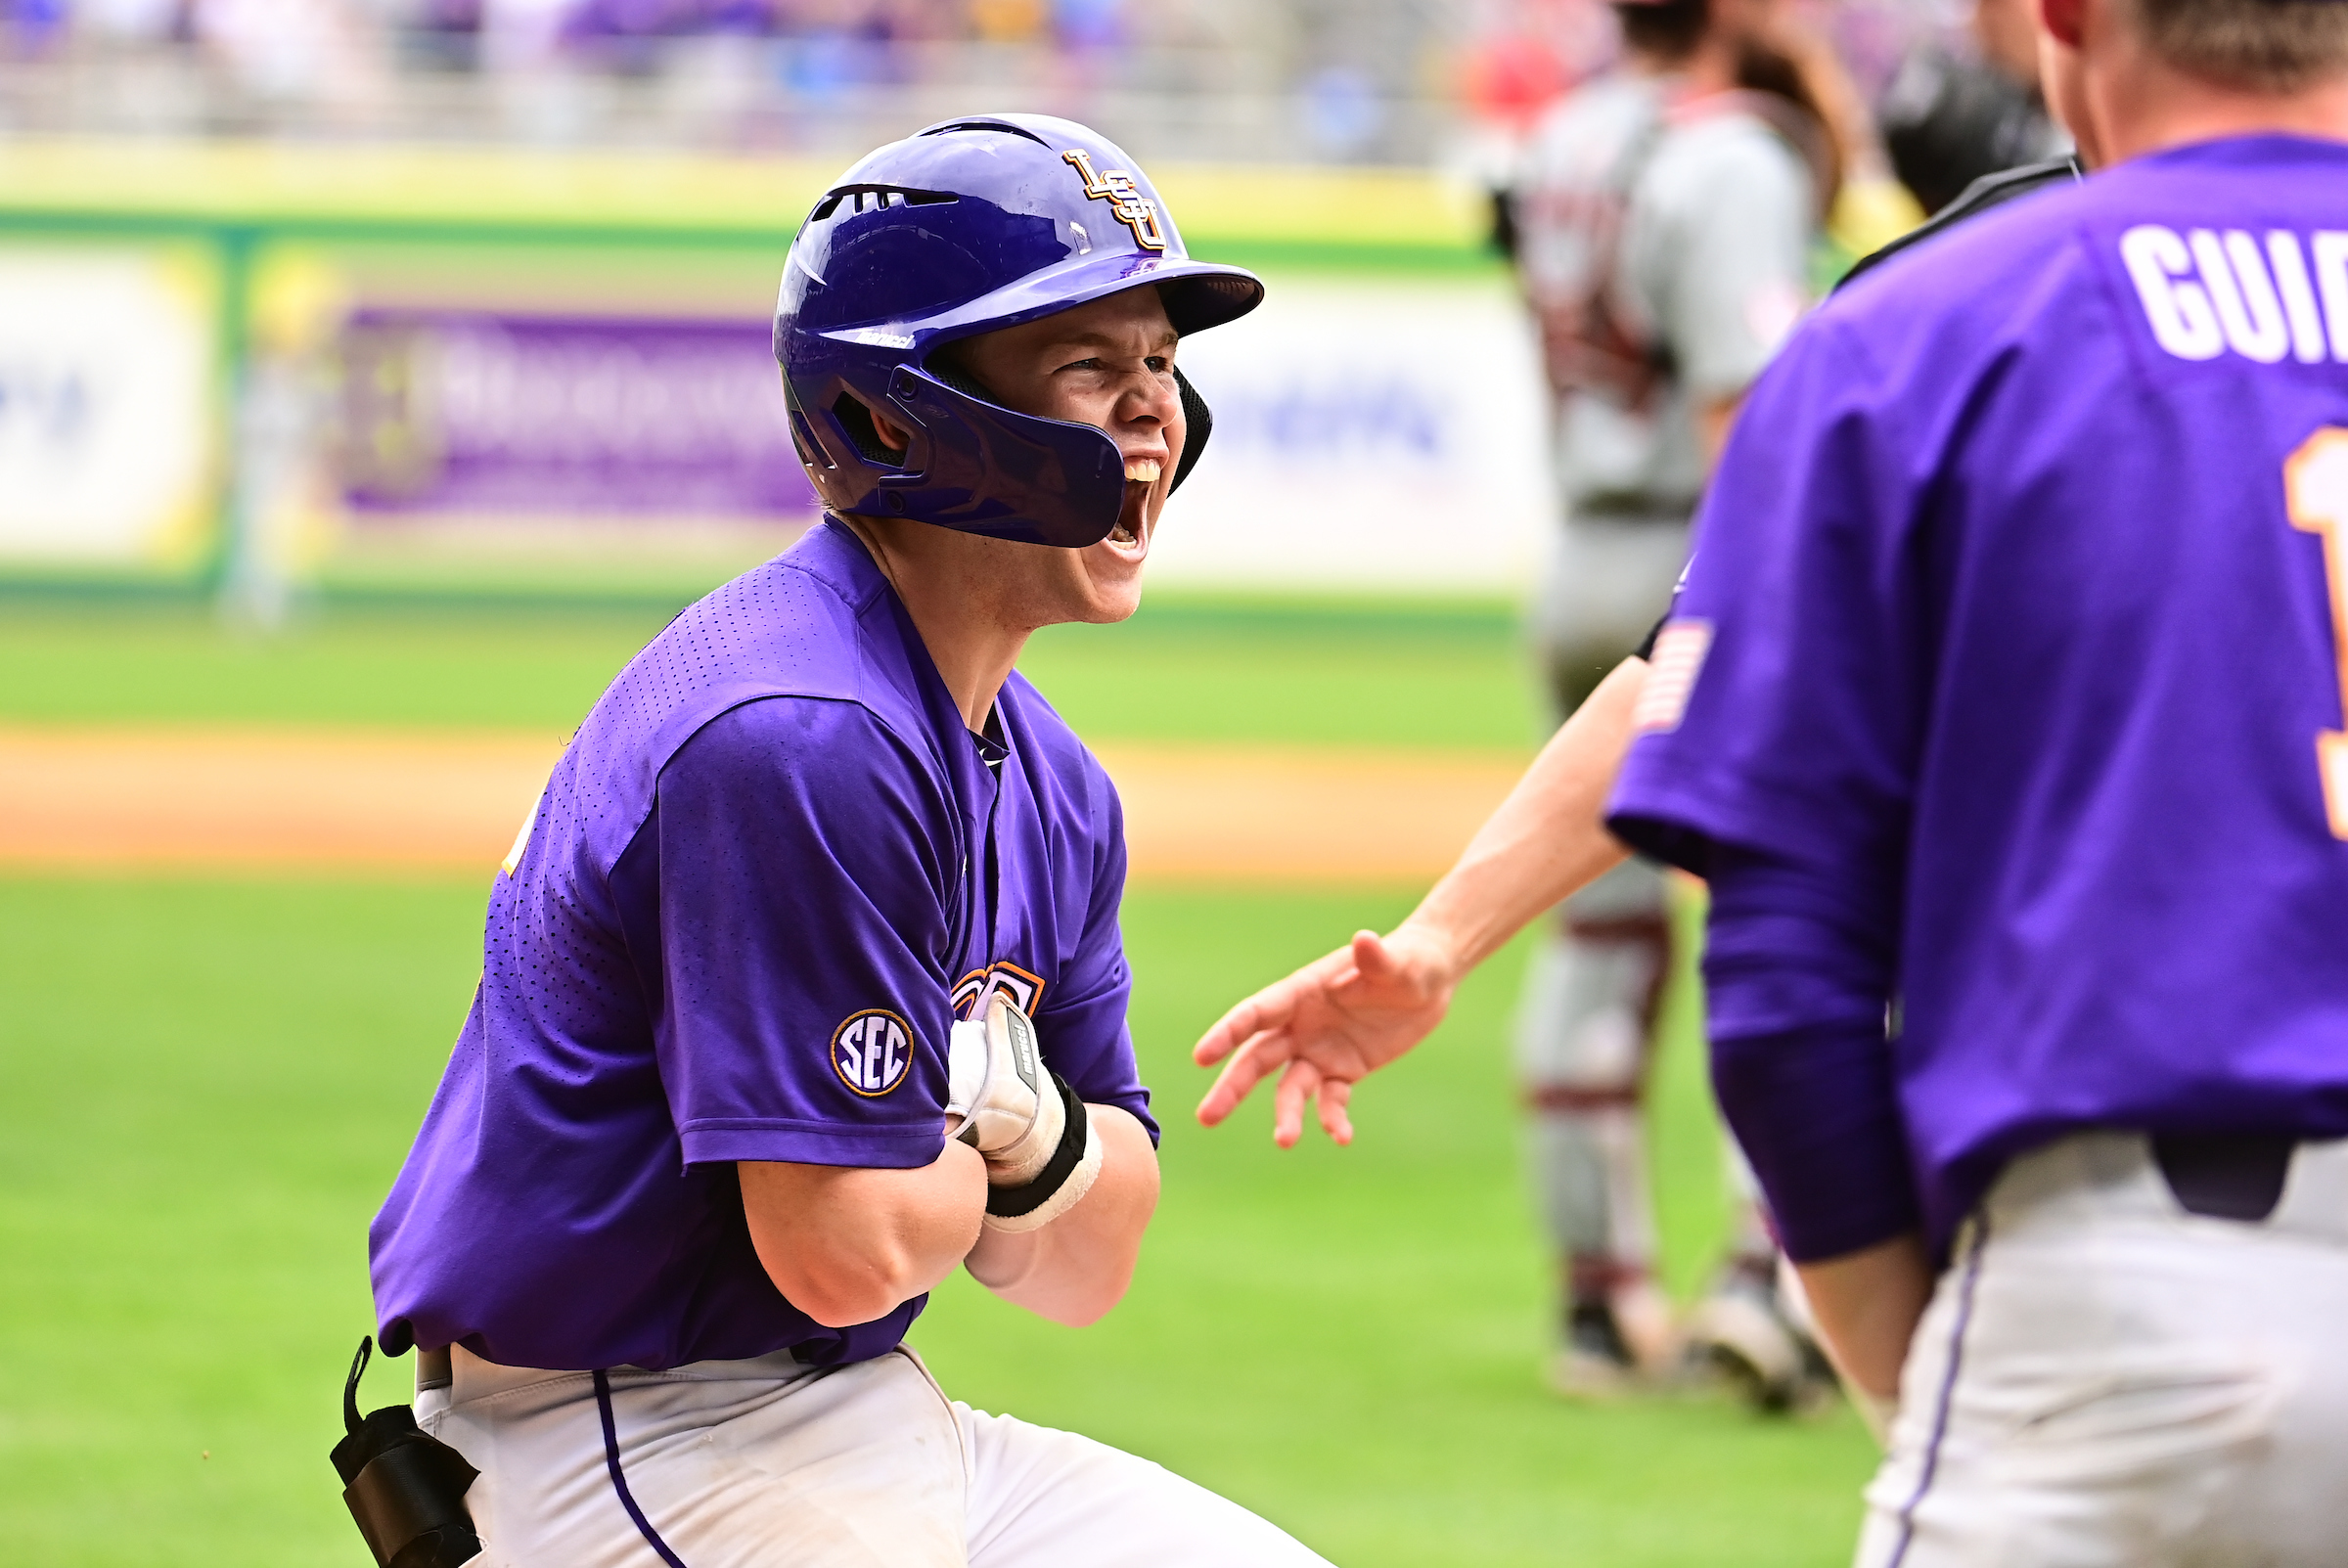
left=1191, top=925, right=1458, bottom=1146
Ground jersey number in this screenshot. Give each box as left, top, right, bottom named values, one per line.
left=2284, top=427, right=2348, bottom=840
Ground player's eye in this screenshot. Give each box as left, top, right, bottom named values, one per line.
left=1145, top=355, right=1170, bottom=373
left=1060, top=357, right=1102, bottom=373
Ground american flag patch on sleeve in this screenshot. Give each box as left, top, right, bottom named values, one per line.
left=1631, top=620, right=1713, bottom=735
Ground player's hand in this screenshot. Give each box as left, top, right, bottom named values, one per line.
left=1192, top=923, right=1459, bottom=1147
left=945, top=993, right=1060, bottom=1182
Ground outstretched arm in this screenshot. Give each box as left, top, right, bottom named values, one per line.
left=1193, top=653, right=1649, bottom=1144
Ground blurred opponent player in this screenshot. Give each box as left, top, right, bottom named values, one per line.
left=1498, top=0, right=1834, bottom=1401
left=365, top=114, right=1330, bottom=1568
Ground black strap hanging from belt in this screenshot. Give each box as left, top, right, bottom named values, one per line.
left=330, top=1335, right=485, bottom=1568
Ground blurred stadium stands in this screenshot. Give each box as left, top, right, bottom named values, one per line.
left=0, top=0, right=1469, bottom=164
left=0, top=0, right=1985, bottom=611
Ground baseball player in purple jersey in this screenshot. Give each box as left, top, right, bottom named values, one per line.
left=1603, top=0, right=2348, bottom=1547
left=1198, top=0, right=2348, bottom=1556
left=361, top=114, right=1332, bottom=1567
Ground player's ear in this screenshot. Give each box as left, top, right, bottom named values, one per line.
left=2039, top=0, right=2086, bottom=50
left=872, top=410, right=912, bottom=453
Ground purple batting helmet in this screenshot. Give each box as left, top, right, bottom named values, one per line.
left=774, top=112, right=1265, bottom=549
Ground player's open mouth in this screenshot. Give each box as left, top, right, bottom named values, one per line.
left=1107, top=459, right=1161, bottom=552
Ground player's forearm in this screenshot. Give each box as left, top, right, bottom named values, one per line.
left=966, top=1105, right=1159, bottom=1326
left=1396, top=654, right=1645, bottom=978
left=1791, top=1233, right=1934, bottom=1402
left=740, top=1143, right=989, bottom=1328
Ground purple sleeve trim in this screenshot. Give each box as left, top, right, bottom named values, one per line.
left=680, top=1118, right=946, bottom=1171
left=1700, top=845, right=1921, bottom=1263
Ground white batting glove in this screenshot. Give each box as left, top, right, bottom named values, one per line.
left=942, top=992, right=1103, bottom=1232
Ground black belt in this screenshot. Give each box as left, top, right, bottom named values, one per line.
left=1571, top=496, right=1693, bottom=524
left=2150, top=1133, right=2299, bottom=1222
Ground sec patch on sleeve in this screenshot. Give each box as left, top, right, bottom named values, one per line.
left=832, top=1009, right=916, bottom=1098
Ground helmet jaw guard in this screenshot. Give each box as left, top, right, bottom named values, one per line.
left=790, top=363, right=1128, bottom=548
left=775, top=112, right=1263, bottom=550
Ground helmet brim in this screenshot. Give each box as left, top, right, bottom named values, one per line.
left=823, top=251, right=1265, bottom=357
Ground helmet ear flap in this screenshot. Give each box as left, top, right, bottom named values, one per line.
left=1170, top=365, right=1212, bottom=495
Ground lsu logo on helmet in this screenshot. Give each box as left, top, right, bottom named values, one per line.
left=1062, top=149, right=1167, bottom=251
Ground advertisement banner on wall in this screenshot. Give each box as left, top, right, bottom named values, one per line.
left=337, top=310, right=815, bottom=522
left=1151, top=275, right=1549, bottom=595
left=0, top=247, right=220, bottom=571
left=307, top=305, right=813, bottom=596
left=318, top=279, right=1547, bottom=597
left=0, top=250, right=1546, bottom=599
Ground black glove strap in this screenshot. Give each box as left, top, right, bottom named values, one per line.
left=984, top=1072, right=1091, bottom=1221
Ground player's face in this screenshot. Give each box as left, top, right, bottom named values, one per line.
left=944, top=286, right=1187, bottom=623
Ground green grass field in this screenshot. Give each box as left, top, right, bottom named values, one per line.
left=0, top=598, right=1876, bottom=1566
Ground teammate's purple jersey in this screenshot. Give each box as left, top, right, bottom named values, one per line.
left=371, top=520, right=1151, bottom=1371
left=1608, top=135, right=2348, bottom=1254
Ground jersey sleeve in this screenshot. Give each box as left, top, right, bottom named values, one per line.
left=627, top=695, right=962, bottom=1172
left=1032, top=759, right=1156, bottom=1142
left=1645, top=127, right=1813, bottom=399
left=1605, top=316, right=1926, bottom=882
left=1604, top=318, right=1931, bottom=1259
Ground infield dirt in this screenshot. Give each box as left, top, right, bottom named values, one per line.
left=0, top=724, right=1526, bottom=883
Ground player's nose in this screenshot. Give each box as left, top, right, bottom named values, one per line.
left=1118, top=374, right=1177, bottom=434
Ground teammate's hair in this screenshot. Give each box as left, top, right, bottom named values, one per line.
left=1612, top=0, right=1710, bottom=63
left=2125, top=0, right=2348, bottom=91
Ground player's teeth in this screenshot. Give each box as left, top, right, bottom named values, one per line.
left=1123, top=460, right=1161, bottom=483
left=1110, top=521, right=1137, bottom=545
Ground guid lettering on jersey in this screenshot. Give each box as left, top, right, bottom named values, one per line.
left=2119, top=230, right=2348, bottom=836
left=2121, top=224, right=2348, bottom=364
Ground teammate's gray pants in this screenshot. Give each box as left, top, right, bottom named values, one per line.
left=1859, top=1131, right=2348, bottom=1567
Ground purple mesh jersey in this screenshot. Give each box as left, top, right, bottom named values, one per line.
left=1608, top=135, right=2348, bottom=1255
left=370, top=520, right=1151, bottom=1371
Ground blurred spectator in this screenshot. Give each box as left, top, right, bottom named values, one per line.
left=195, top=0, right=390, bottom=107
left=481, top=0, right=570, bottom=71
left=0, top=0, right=1468, bottom=161
left=1876, top=0, right=2066, bottom=215
left=1300, top=62, right=1381, bottom=157
left=403, top=0, right=482, bottom=69
left=1458, top=0, right=1615, bottom=136
left=1052, top=0, right=1122, bottom=49
left=969, top=0, right=1041, bottom=41
left=77, top=0, right=188, bottom=41
left=4, top=0, right=70, bottom=56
